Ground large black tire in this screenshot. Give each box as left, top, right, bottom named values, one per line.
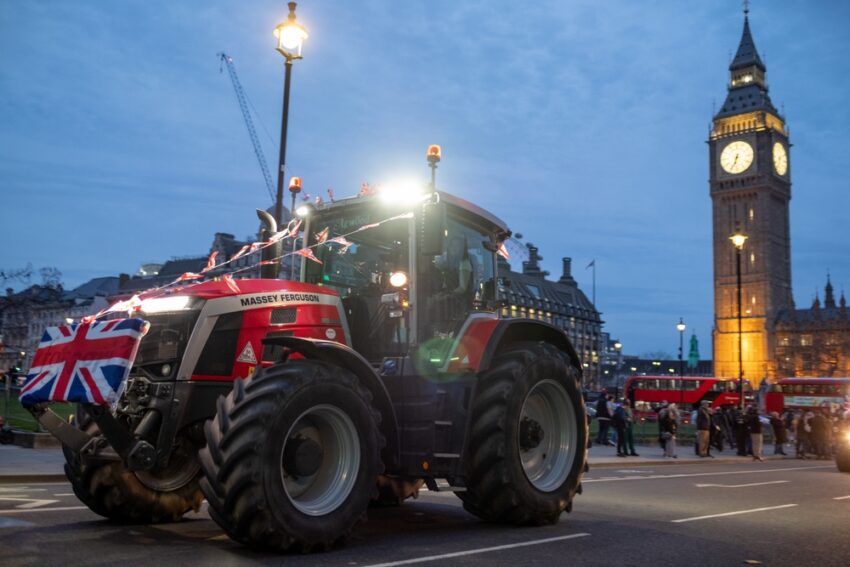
left=459, top=341, right=587, bottom=525
left=199, top=360, right=383, bottom=552
left=63, top=409, right=204, bottom=523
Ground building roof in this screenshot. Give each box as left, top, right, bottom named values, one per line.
left=714, top=14, right=779, bottom=119
left=62, top=276, right=119, bottom=300
left=730, top=16, right=765, bottom=71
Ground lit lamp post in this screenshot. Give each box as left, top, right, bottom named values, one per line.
left=272, top=2, right=308, bottom=231
left=613, top=340, right=623, bottom=397
left=676, top=318, right=686, bottom=406
left=730, top=232, right=748, bottom=410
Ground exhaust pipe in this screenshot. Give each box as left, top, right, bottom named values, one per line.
left=256, top=209, right=282, bottom=279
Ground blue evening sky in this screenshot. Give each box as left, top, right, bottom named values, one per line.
left=2, top=1, right=849, bottom=356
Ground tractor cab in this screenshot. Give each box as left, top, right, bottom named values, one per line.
left=302, top=191, right=509, bottom=370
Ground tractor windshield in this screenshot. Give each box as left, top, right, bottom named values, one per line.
left=304, top=204, right=411, bottom=360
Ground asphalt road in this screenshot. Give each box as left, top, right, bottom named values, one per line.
left=1, top=460, right=848, bottom=566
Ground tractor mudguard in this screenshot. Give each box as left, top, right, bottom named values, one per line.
left=481, top=319, right=582, bottom=373
left=262, top=336, right=401, bottom=470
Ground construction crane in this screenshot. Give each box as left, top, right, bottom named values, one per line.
left=218, top=52, right=276, bottom=204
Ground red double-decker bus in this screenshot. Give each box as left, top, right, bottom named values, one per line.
left=763, top=377, right=850, bottom=415
left=623, top=376, right=752, bottom=416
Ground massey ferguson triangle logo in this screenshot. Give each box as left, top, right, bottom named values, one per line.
left=237, top=342, right=257, bottom=364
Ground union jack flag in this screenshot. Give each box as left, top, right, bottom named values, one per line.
left=19, top=318, right=149, bottom=408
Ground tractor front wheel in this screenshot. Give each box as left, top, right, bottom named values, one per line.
left=199, top=360, right=383, bottom=552
left=459, top=341, right=586, bottom=525
left=63, top=409, right=204, bottom=523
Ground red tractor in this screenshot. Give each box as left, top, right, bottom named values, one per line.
left=32, top=183, right=587, bottom=551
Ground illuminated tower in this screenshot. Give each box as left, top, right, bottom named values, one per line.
left=709, top=8, right=792, bottom=382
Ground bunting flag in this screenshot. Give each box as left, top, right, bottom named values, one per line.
left=358, top=182, right=371, bottom=197
left=497, top=241, right=510, bottom=261
left=269, top=229, right=289, bottom=243
left=288, top=219, right=302, bottom=237
left=202, top=251, right=219, bottom=273
left=327, top=187, right=335, bottom=202
left=231, top=244, right=250, bottom=260
left=106, top=294, right=142, bottom=315
left=315, top=195, right=323, bottom=206
left=328, top=236, right=353, bottom=253
left=315, top=226, right=330, bottom=244
left=223, top=274, right=241, bottom=294
left=295, top=247, right=323, bottom=264
left=177, top=272, right=204, bottom=281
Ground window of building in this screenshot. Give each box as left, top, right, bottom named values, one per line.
left=800, top=335, right=812, bottom=347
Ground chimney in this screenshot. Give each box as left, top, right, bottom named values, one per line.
left=559, top=257, right=576, bottom=284
left=522, top=244, right=548, bottom=279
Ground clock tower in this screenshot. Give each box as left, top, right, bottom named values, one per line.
left=710, top=8, right=793, bottom=383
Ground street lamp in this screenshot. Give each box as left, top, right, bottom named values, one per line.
left=272, top=2, right=308, bottom=233
left=730, top=231, right=748, bottom=410
left=613, top=340, right=623, bottom=397
left=676, top=318, right=686, bottom=406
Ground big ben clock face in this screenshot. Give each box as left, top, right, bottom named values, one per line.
left=773, top=142, right=788, bottom=175
left=720, top=140, right=754, bottom=174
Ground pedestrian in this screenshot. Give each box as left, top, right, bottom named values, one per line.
left=711, top=408, right=726, bottom=452
left=613, top=401, right=627, bottom=457
left=734, top=406, right=748, bottom=456
left=745, top=406, right=764, bottom=461
left=696, top=400, right=713, bottom=457
left=811, top=410, right=829, bottom=459
left=661, top=403, right=679, bottom=458
left=796, top=410, right=812, bottom=459
left=622, top=399, right=639, bottom=456
left=595, top=391, right=612, bottom=446
left=769, top=411, right=787, bottom=455
left=657, top=401, right=669, bottom=454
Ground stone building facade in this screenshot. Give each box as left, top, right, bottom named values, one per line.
left=499, top=245, right=604, bottom=387
left=774, top=277, right=850, bottom=377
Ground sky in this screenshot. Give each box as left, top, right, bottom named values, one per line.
left=2, top=0, right=849, bottom=357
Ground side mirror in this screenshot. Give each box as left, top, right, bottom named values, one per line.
left=419, top=200, right=445, bottom=256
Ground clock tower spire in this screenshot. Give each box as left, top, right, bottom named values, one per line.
left=709, top=8, right=793, bottom=382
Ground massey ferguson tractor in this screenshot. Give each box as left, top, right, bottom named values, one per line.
left=27, top=165, right=587, bottom=551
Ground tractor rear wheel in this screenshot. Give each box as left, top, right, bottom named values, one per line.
left=459, top=341, right=586, bottom=525
left=199, top=360, right=383, bottom=552
left=63, top=409, right=204, bottom=523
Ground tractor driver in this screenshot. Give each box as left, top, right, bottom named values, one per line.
left=426, top=235, right=476, bottom=338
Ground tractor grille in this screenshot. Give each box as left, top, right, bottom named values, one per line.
left=134, top=310, right=201, bottom=379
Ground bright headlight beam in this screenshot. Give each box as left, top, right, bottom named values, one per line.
left=140, top=296, right=192, bottom=314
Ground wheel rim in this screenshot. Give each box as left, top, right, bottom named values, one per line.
left=280, top=404, right=360, bottom=516
left=135, top=435, right=200, bottom=491
left=518, top=379, right=577, bottom=492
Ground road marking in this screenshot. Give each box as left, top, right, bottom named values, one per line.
left=833, top=496, right=850, bottom=500
left=0, top=487, right=46, bottom=492
left=583, top=465, right=829, bottom=483
left=0, top=506, right=87, bottom=515
left=672, top=504, right=797, bottom=523
left=696, top=480, right=789, bottom=489
left=362, top=533, right=591, bottom=567
left=53, top=493, right=74, bottom=497
left=0, top=497, right=60, bottom=509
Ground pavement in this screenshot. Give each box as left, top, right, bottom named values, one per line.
left=0, top=437, right=793, bottom=483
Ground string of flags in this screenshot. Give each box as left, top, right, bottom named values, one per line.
left=81, top=210, right=415, bottom=322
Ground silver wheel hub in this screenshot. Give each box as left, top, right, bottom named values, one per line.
left=518, top=379, right=577, bottom=492
left=281, top=404, right=360, bottom=516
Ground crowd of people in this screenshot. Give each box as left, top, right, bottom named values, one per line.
left=592, top=390, right=847, bottom=460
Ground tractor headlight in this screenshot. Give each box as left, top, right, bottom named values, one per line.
left=389, top=272, right=408, bottom=288
left=140, top=296, right=193, bottom=314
